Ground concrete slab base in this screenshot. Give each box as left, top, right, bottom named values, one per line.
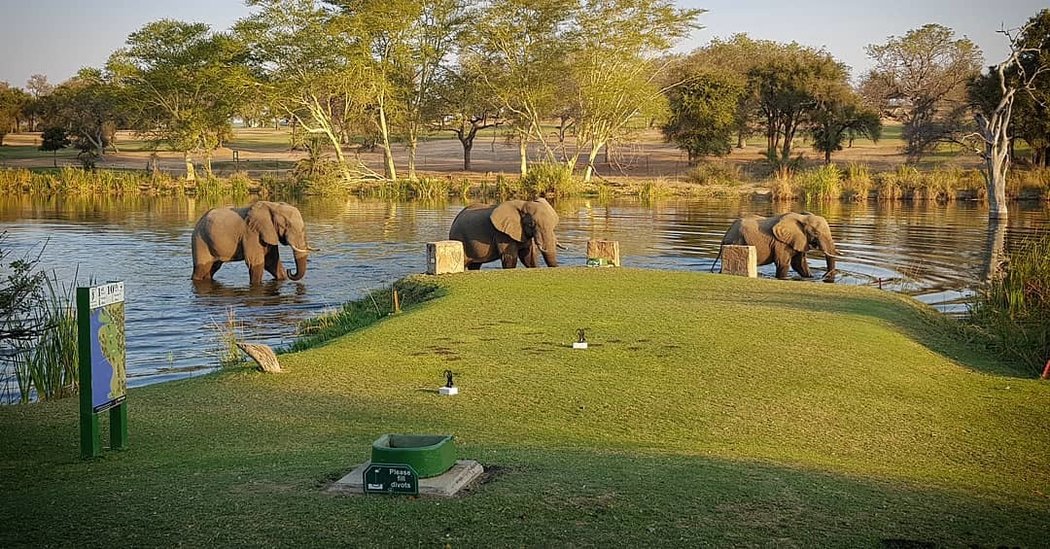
left=328, top=459, right=484, bottom=497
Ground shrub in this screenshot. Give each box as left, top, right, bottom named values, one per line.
left=520, top=163, right=579, bottom=198
left=636, top=179, right=671, bottom=202
left=685, top=162, right=743, bottom=186
left=768, top=173, right=798, bottom=201
left=968, top=233, right=1050, bottom=375
left=842, top=162, right=873, bottom=201
left=1008, top=168, right=1050, bottom=201
left=409, top=177, right=451, bottom=200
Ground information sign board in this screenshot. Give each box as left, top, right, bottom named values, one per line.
left=363, top=463, right=419, bottom=495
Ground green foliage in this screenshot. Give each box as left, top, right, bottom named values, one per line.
left=684, top=161, right=742, bottom=186
left=636, top=178, right=671, bottom=201
left=212, top=307, right=245, bottom=368
left=969, top=233, right=1050, bottom=375
left=0, top=168, right=266, bottom=197
left=798, top=163, right=842, bottom=202
left=520, top=162, right=579, bottom=197
left=38, top=68, right=123, bottom=158
left=409, top=176, right=451, bottom=200
left=810, top=98, right=882, bottom=163
left=37, top=127, right=70, bottom=154
left=0, top=235, right=79, bottom=404
left=662, top=70, right=745, bottom=162
left=841, top=162, right=873, bottom=201
left=1008, top=167, right=1050, bottom=200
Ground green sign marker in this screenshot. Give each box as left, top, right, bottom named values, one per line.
left=363, top=463, right=419, bottom=496
left=77, top=282, right=128, bottom=459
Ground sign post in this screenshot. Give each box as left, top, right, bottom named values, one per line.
left=77, top=282, right=128, bottom=459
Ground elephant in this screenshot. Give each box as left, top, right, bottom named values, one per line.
left=448, top=197, right=563, bottom=269
left=191, top=201, right=317, bottom=285
left=712, top=212, right=842, bottom=280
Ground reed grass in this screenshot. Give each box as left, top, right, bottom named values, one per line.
left=798, top=164, right=842, bottom=202
left=212, top=307, right=246, bottom=368
left=409, top=176, right=451, bottom=200
left=636, top=179, right=672, bottom=202
left=11, top=271, right=79, bottom=403
left=1008, top=167, right=1050, bottom=201
left=841, top=162, right=873, bottom=201
left=968, top=233, right=1050, bottom=375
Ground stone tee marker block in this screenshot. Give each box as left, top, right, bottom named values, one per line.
left=720, top=245, right=757, bottom=278
left=586, top=240, right=620, bottom=267
left=427, top=240, right=465, bottom=275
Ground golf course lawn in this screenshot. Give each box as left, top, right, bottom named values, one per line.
left=2, top=268, right=1048, bottom=546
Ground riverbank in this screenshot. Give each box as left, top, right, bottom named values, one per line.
left=1, top=269, right=1047, bottom=546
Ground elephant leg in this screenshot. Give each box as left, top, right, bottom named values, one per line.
left=192, top=262, right=215, bottom=282
left=791, top=253, right=813, bottom=278
left=248, top=263, right=266, bottom=285
left=466, top=263, right=482, bottom=271
left=265, top=247, right=287, bottom=281
left=518, top=243, right=538, bottom=268
left=501, top=253, right=518, bottom=269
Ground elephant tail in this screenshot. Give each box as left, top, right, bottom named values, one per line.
left=710, top=245, right=724, bottom=273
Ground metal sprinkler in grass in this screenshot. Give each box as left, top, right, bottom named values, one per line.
left=439, top=369, right=458, bottom=396
left=573, top=328, right=588, bottom=350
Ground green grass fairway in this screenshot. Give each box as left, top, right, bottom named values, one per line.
left=2, top=269, right=1048, bottom=546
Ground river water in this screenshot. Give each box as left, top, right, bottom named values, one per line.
left=1, top=195, right=1047, bottom=391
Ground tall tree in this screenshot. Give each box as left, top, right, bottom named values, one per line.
left=237, top=0, right=376, bottom=182
left=467, top=0, right=576, bottom=176
left=862, top=24, right=983, bottom=162
left=109, top=20, right=250, bottom=180
left=566, top=0, right=703, bottom=181
left=24, top=74, right=53, bottom=131
left=662, top=69, right=745, bottom=163
left=965, top=18, right=1050, bottom=220
left=432, top=61, right=504, bottom=171
left=749, top=44, right=849, bottom=166
left=39, top=69, right=125, bottom=160
left=810, top=85, right=882, bottom=164
left=0, top=83, right=22, bottom=146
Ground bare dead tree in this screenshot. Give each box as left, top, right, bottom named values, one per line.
left=966, top=24, right=1050, bottom=220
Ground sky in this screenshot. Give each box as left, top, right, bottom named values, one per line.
left=0, top=0, right=1045, bottom=88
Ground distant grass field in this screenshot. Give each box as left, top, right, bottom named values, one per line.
left=1, top=269, right=1047, bottom=546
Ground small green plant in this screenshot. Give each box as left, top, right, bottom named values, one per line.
left=968, top=233, right=1050, bottom=375
left=212, top=307, right=246, bottom=368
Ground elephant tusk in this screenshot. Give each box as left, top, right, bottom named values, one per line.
left=556, top=242, right=567, bottom=250
left=824, top=252, right=845, bottom=259
left=290, top=244, right=317, bottom=254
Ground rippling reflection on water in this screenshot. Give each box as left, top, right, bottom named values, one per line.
left=1, top=194, right=1047, bottom=389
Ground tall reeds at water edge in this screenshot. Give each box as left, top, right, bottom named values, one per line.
left=968, top=233, right=1050, bottom=376
left=0, top=234, right=80, bottom=404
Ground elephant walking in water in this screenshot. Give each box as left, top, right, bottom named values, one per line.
left=191, top=201, right=317, bottom=285
left=449, top=197, right=563, bottom=269
left=713, top=212, right=842, bottom=279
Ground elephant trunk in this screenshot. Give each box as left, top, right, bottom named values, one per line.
left=536, top=232, right=558, bottom=267
left=819, top=236, right=840, bottom=274
left=288, top=249, right=308, bottom=281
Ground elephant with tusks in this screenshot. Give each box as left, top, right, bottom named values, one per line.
left=712, top=212, right=843, bottom=280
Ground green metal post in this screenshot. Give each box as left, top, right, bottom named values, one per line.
left=110, top=403, right=128, bottom=450
left=76, top=287, right=100, bottom=459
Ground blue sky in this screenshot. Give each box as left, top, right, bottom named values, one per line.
left=0, top=0, right=1045, bottom=87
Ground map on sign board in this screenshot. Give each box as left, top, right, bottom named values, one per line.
left=89, top=283, right=126, bottom=413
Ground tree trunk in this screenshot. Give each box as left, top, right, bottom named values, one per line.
left=518, top=135, right=528, bottom=177
left=981, top=217, right=1008, bottom=283
left=462, top=137, right=473, bottom=171
left=377, top=102, right=397, bottom=181
left=204, top=150, right=214, bottom=179
left=407, top=137, right=417, bottom=181
left=583, top=142, right=603, bottom=183
left=825, top=149, right=832, bottom=165
left=184, top=152, right=196, bottom=182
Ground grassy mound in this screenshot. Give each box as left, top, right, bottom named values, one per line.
left=1, top=269, right=1048, bottom=546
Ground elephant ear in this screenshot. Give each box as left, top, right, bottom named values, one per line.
left=772, top=213, right=807, bottom=252
left=247, top=201, right=280, bottom=246
left=490, top=200, right=525, bottom=242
